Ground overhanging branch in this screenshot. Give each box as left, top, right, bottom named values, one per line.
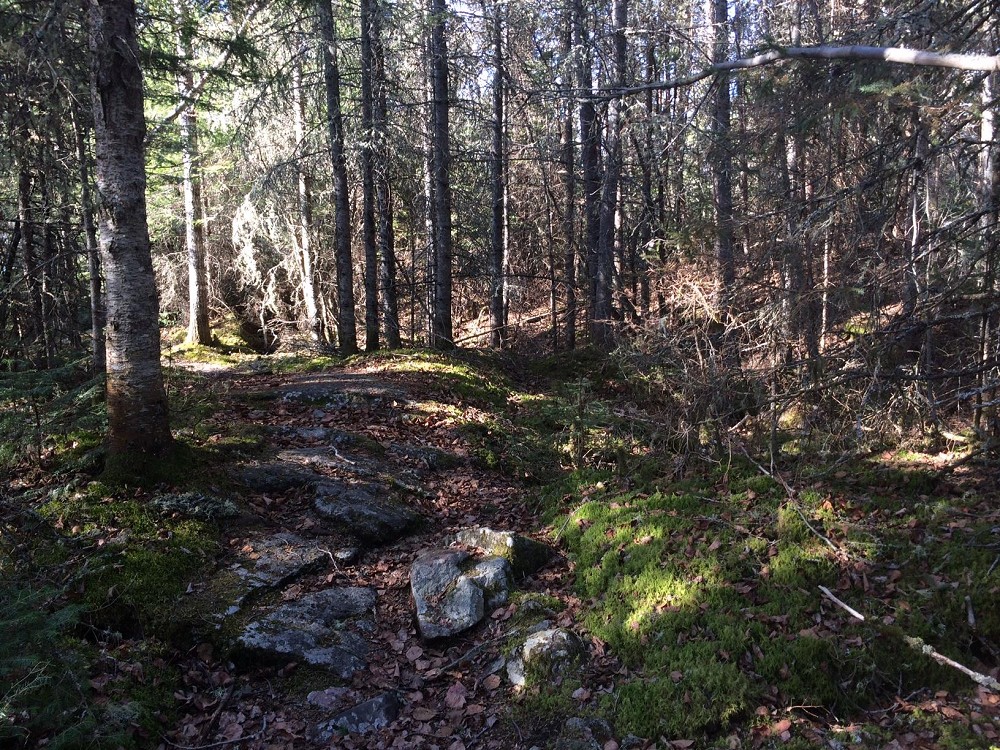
left=602, top=44, right=1000, bottom=99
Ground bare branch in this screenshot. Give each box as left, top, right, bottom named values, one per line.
left=604, top=44, right=1000, bottom=99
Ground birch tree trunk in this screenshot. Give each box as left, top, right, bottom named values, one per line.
left=88, top=0, right=172, bottom=455
left=317, top=0, right=358, bottom=354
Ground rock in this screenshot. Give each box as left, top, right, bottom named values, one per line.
left=307, top=686, right=360, bottom=711
left=229, top=462, right=317, bottom=493
left=203, top=532, right=330, bottom=618
left=410, top=551, right=513, bottom=638
left=553, top=717, right=615, bottom=750
left=334, top=547, right=361, bottom=565
left=467, top=556, right=514, bottom=610
left=454, top=527, right=552, bottom=578
left=411, top=550, right=483, bottom=639
left=234, top=587, right=375, bottom=678
left=312, top=692, right=403, bottom=741
left=314, top=480, right=421, bottom=543
left=506, top=628, right=586, bottom=687
left=390, top=443, right=461, bottom=472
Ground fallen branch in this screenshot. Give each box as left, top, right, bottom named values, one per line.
left=903, top=635, right=1000, bottom=692
left=818, top=585, right=865, bottom=621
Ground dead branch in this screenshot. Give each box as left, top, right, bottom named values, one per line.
left=818, top=585, right=866, bottom=621
left=607, top=44, right=1000, bottom=99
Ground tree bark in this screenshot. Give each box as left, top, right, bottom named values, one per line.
left=317, top=0, right=358, bottom=354
left=429, top=0, right=454, bottom=349
left=88, top=0, right=172, bottom=455
left=75, top=114, right=106, bottom=373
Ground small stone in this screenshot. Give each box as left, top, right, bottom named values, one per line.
left=507, top=628, right=586, bottom=688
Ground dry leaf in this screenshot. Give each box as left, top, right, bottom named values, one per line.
left=406, top=645, right=424, bottom=662
left=482, top=674, right=502, bottom=690
left=412, top=708, right=437, bottom=721
left=445, top=682, right=468, bottom=709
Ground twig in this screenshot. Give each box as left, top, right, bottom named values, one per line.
left=426, top=627, right=522, bottom=680
left=818, top=585, right=866, bottom=621
left=903, top=636, right=1000, bottom=691
left=195, top=683, right=236, bottom=745
left=162, top=715, right=268, bottom=750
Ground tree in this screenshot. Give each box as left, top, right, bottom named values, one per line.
left=317, top=0, right=358, bottom=354
left=89, top=0, right=172, bottom=455
left=174, top=0, right=212, bottom=346
left=428, top=0, right=454, bottom=349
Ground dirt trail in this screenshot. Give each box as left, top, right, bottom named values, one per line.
left=162, top=363, right=576, bottom=750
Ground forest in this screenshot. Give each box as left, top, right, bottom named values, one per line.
left=2, top=0, right=1000, bottom=747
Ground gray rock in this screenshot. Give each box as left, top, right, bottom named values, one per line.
left=553, top=718, right=615, bottom=750
left=312, top=692, right=403, bottom=740
left=230, top=462, right=317, bottom=493
left=454, top=527, right=552, bottom=578
left=390, top=444, right=460, bottom=472
left=232, top=532, right=329, bottom=594
left=467, top=556, right=514, bottom=610
left=234, top=587, right=375, bottom=678
left=314, top=480, right=421, bottom=543
left=411, top=550, right=484, bottom=639
left=334, top=547, right=361, bottom=564
left=506, top=628, right=586, bottom=687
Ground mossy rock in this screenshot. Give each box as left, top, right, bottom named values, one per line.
left=454, top=527, right=552, bottom=579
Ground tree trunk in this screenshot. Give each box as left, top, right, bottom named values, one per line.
left=574, top=0, right=601, bottom=338
left=560, top=10, right=576, bottom=351
left=317, top=0, right=358, bottom=354
left=17, top=163, right=47, bottom=366
left=429, top=0, right=454, bottom=349
left=88, top=0, right=172, bottom=455
left=372, top=0, right=400, bottom=349
left=292, top=53, right=322, bottom=344
left=175, top=0, right=211, bottom=346
left=708, top=0, right=737, bottom=334
left=75, top=114, right=106, bottom=373
left=360, top=0, right=380, bottom=351
left=489, top=1, right=508, bottom=349
left=594, top=0, right=627, bottom=348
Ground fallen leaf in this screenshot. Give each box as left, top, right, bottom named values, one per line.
left=772, top=719, right=792, bottom=733
left=406, top=645, right=424, bottom=662
left=483, top=674, right=502, bottom=690
left=670, top=670, right=683, bottom=683
left=412, top=707, right=437, bottom=721
left=445, top=682, right=467, bottom=709
left=465, top=704, right=485, bottom=715
left=572, top=687, right=591, bottom=701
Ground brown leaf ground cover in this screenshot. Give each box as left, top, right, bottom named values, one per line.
left=3, top=348, right=1000, bottom=750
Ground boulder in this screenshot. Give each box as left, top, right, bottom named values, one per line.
left=454, top=527, right=552, bottom=578
left=312, top=692, right=403, bottom=741
left=314, top=480, right=422, bottom=543
left=506, top=627, right=586, bottom=687
left=410, top=550, right=513, bottom=638
left=234, top=587, right=375, bottom=678
left=411, top=550, right=483, bottom=639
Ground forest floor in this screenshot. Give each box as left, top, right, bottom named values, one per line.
left=3, top=347, right=1000, bottom=750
